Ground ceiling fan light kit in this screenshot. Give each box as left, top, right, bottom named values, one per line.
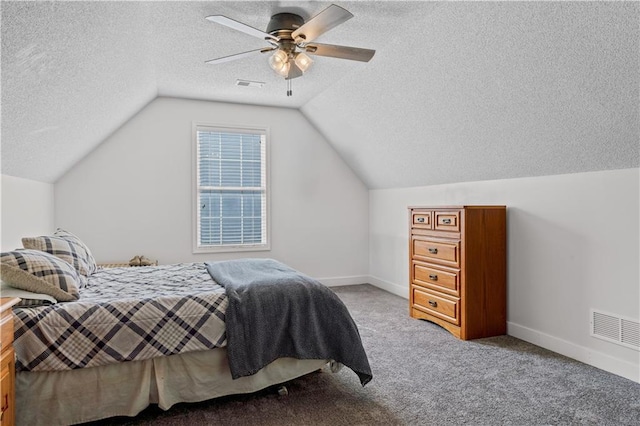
left=294, top=52, right=313, bottom=72
left=205, top=4, right=375, bottom=96
left=268, top=49, right=290, bottom=77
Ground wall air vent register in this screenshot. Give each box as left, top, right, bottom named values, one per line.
left=591, top=309, right=640, bottom=351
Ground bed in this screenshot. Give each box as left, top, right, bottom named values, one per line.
left=1, top=230, right=372, bottom=425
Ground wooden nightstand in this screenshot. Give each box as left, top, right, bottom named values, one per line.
left=0, top=297, right=20, bottom=426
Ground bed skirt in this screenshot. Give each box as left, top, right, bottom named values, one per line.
left=16, top=348, right=328, bottom=425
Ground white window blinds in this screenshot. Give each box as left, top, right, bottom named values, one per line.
left=194, top=125, right=268, bottom=251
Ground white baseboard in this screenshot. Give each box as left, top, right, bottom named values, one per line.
left=508, top=322, right=640, bottom=383
left=316, top=275, right=369, bottom=287
left=316, top=274, right=408, bottom=298
left=366, top=275, right=408, bottom=299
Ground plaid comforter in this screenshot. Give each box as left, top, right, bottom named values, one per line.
left=13, top=263, right=228, bottom=372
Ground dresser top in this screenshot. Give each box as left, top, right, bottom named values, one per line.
left=408, top=205, right=506, bottom=210
left=0, top=297, right=21, bottom=314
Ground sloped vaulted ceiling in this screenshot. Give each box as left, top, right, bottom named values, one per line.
left=301, top=1, right=639, bottom=188
left=2, top=1, right=638, bottom=187
left=2, top=1, right=157, bottom=183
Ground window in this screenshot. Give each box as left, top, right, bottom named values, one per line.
left=193, top=124, right=269, bottom=252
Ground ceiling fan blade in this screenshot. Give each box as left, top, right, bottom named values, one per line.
left=205, top=48, right=274, bottom=65
left=206, top=15, right=279, bottom=42
left=305, top=43, right=375, bottom=62
left=291, top=4, right=353, bottom=44
left=286, top=62, right=304, bottom=80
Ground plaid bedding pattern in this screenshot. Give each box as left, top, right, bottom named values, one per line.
left=22, top=232, right=95, bottom=284
left=13, top=263, right=228, bottom=372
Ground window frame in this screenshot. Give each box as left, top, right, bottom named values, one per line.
left=192, top=122, right=270, bottom=253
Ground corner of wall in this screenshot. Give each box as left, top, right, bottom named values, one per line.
left=1, top=174, right=55, bottom=250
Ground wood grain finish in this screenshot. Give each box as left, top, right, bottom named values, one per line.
left=412, top=286, right=460, bottom=325
left=412, top=262, right=460, bottom=296
left=0, top=298, right=19, bottom=426
left=412, top=237, right=460, bottom=267
left=412, top=212, right=433, bottom=229
left=409, top=206, right=506, bottom=340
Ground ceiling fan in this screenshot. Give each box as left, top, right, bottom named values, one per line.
left=205, top=4, right=375, bottom=94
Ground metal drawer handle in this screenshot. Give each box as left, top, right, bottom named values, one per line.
left=429, top=274, right=438, bottom=281
left=428, top=248, right=438, bottom=254
left=428, top=300, right=438, bottom=308
left=416, top=217, right=425, bottom=223
left=442, top=218, right=452, bottom=225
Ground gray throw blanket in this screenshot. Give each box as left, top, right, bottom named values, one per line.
left=205, top=259, right=372, bottom=386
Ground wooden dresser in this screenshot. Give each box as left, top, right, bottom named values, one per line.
left=0, top=298, right=19, bottom=426
left=409, top=206, right=506, bottom=340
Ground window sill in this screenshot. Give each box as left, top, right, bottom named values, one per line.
left=193, top=244, right=271, bottom=254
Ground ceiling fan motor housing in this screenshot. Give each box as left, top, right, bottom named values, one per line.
left=267, top=13, right=305, bottom=39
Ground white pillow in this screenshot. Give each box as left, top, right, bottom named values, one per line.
left=0, top=280, right=57, bottom=307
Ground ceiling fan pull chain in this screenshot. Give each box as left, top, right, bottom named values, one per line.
left=287, top=79, right=292, bottom=97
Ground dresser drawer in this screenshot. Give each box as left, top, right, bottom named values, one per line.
left=412, top=261, right=460, bottom=297
left=1, top=347, right=13, bottom=385
left=412, top=237, right=460, bottom=267
left=411, top=211, right=432, bottom=229
left=412, top=286, right=460, bottom=325
left=434, top=210, right=460, bottom=232
left=0, top=346, right=14, bottom=426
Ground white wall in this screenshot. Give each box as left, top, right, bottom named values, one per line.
left=369, top=168, right=639, bottom=382
left=55, top=97, right=369, bottom=282
left=1, top=175, right=55, bottom=251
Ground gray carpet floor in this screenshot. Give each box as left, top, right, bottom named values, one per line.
left=87, top=284, right=640, bottom=425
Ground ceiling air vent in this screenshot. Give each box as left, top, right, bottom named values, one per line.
left=235, top=79, right=265, bottom=88
left=591, top=309, right=640, bottom=351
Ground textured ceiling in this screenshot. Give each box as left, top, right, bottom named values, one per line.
left=302, top=1, right=640, bottom=188
left=2, top=1, right=638, bottom=187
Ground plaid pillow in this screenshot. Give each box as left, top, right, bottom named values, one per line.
left=22, top=228, right=97, bottom=280
left=0, top=250, right=81, bottom=302
left=54, top=228, right=98, bottom=275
